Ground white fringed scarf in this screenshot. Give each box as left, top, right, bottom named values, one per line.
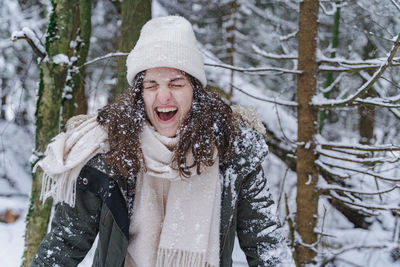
left=125, top=124, right=221, bottom=267
left=34, top=114, right=109, bottom=207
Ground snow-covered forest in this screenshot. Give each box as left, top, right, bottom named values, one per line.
left=1, top=0, right=400, bottom=266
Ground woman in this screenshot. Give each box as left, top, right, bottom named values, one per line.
left=31, top=16, right=291, bottom=266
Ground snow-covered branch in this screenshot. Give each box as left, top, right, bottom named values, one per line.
left=11, top=27, right=46, bottom=59
left=353, top=98, right=400, bottom=108
left=83, top=52, right=129, bottom=66
left=252, top=45, right=297, bottom=60
left=316, top=160, right=349, bottom=179
left=320, top=161, right=400, bottom=182
left=319, top=142, right=400, bottom=152
left=391, top=0, right=400, bottom=12
left=232, top=84, right=298, bottom=107
left=321, top=243, right=394, bottom=265
left=312, top=33, right=400, bottom=108
left=204, top=61, right=302, bottom=74
left=317, top=148, right=400, bottom=164
left=319, top=183, right=400, bottom=196
left=329, top=191, right=400, bottom=211
left=319, top=73, right=346, bottom=94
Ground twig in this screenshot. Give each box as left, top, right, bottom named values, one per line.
left=317, top=149, right=400, bottom=164
left=320, top=161, right=400, bottom=182
left=391, top=0, right=400, bottom=12
left=205, top=62, right=302, bottom=74
left=329, top=191, right=400, bottom=210
left=274, top=102, right=297, bottom=144
left=83, top=52, right=128, bottom=66
left=320, top=142, right=400, bottom=152
left=252, top=44, right=297, bottom=60
left=321, top=243, right=391, bottom=266
left=320, top=72, right=346, bottom=93
left=312, top=33, right=400, bottom=108
left=276, top=166, right=290, bottom=212
left=319, top=183, right=400, bottom=195
left=11, top=27, right=46, bottom=59
left=232, top=84, right=298, bottom=107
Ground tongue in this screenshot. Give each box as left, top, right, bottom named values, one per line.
left=158, top=111, right=176, bottom=121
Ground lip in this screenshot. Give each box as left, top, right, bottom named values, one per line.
left=154, top=105, right=178, bottom=124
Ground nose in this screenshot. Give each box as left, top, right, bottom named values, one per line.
left=157, top=84, right=172, bottom=103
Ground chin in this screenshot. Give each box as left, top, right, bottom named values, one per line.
left=155, top=127, right=178, bottom=138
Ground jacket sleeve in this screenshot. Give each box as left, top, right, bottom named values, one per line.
left=236, top=164, right=293, bottom=266
left=30, top=181, right=101, bottom=267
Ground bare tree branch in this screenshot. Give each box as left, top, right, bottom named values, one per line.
left=317, top=149, right=400, bottom=164
left=390, top=0, right=400, bottom=12
left=319, top=183, right=400, bottom=196
left=320, top=161, right=400, bottom=182
left=83, top=52, right=128, bottom=66
left=312, top=33, right=400, bottom=108
left=204, top=62, right=302, bottom=74
left=232, top=84, right=298, bottom=107
left=329, top=191, right=400, bottom=210
left=320, top=142, right=400, bottom=152
left=321, top=243, right=392, bottom=265
left=252, top=44, right=297, bottom=60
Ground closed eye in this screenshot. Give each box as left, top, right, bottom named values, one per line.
left=144, top=85, right=157, bottom=90
left=170, top=83, right=187, bottom=88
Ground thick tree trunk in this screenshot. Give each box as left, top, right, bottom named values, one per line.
left=295, top=0, right=320, bottom=265
left=22, top=1, right=91, bottom=265
left=109, top=0, right=151, bottom=102
left=62, top=0, right=91, bottom=119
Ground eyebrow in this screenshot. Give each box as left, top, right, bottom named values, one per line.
left=169, top=77, right=185, bottom=82
left=143, top=79, right=157, bottom=84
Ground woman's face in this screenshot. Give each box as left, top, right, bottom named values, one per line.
left=142, top=67, right=193, bottom=137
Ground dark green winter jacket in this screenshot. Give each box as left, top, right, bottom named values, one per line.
left=30, top=126, right=287, bottom=267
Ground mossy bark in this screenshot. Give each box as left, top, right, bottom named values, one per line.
left=295, top=0, right=320, bottom=265
left=62, top=0, right=91, bottom=120
left=109, top=0, right=151, bottom=102
left=22, top=1, right=91, bottom=265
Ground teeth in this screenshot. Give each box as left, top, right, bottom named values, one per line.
left=156, top=107, right=177, bottom=112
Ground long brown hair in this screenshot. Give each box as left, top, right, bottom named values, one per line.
left=97, top=71, right=238, bottom=178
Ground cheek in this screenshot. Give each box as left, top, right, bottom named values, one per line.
left=142, top=93, right=154, bottom=116
left=181, top=92, right=193, bottom=116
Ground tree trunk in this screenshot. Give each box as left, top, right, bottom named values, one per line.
left=109, top=0, right=151, bottom=102
left=22, top=1, right=91, bottom=265
left=62, top=0, right=91, bottom=119
left=295, top=0, right=320, bottom=265
left=225, top=0, right=237, bottom=99
left=359, top=39, right=377, bottom=145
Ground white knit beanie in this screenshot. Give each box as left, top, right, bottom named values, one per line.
left=126, top=16, right=207, bottom=88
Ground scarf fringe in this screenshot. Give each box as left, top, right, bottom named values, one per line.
left=40, top=171, right=77, bottom=207
left=156, top=248, right=215, bottom=267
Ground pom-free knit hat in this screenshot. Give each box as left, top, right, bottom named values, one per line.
left=126, top=16, right=207, bottom=88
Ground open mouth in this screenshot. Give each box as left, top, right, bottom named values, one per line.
left=156, top=107, right=178, bottom=122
